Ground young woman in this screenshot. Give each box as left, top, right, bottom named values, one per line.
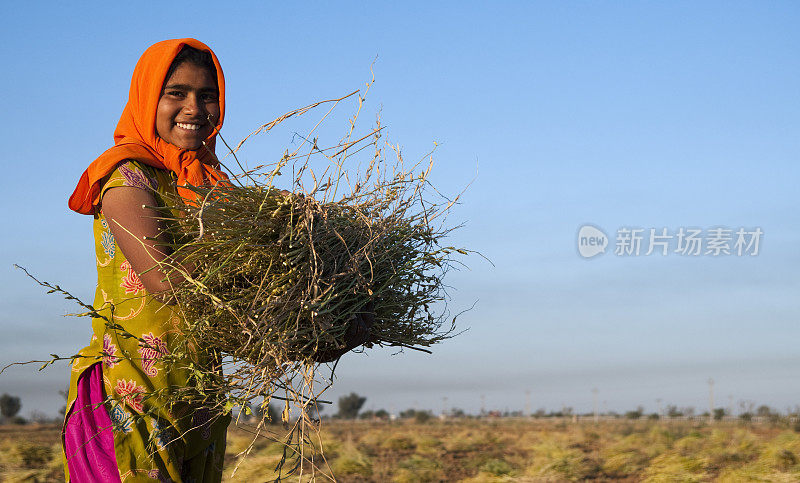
left=65, top=38, right=231, bottom=482
left=65, top=38, right=373, bottom=482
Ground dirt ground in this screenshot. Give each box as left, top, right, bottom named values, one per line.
left=1, top=418, right=799, bottom=481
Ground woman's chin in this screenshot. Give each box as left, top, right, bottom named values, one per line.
left=181, top=133, right=212, bottom=151
left=165, top=138, right=204, bottom=151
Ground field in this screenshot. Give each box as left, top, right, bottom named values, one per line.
left=2, top=418, right=800, bottom=481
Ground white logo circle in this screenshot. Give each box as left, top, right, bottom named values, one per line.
left=577, top=225, right=608, bottom=258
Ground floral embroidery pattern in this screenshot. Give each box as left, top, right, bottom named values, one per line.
left=101, top=229, right=116, bottom=257
left=120, top=260, right=145, bottom=294
left=191, top=408, right=213, bottom=440
left=115, top=379, right=146, bottom=413
left=108, top=404, right=133, bottom=433
left=119, top=163, right=157, bottom=191
left=102, top=334, right=119, bottom=368
left=146, top=468, right=172, bottom=483
left=138, top=332, right=168, bottom=376
left=151, top=419, right=177, bottom=451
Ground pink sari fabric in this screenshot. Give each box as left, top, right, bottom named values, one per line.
left=64, top=363, right=122, bottom=482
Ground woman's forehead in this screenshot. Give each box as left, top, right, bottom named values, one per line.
left=163, top=62, right=218, bottom=89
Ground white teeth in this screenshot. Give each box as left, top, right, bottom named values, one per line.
left=176, top=122, right=201, bottom=131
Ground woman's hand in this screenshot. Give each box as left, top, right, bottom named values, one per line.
left=346, top=301, right=375, bottom=349
left=312, top=302, right=375, bottom=363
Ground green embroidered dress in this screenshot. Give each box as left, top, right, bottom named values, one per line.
left=64, top=161, right=230, bottom=482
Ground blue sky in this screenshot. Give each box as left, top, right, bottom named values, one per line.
left=1, top=1, right=798, bottom=417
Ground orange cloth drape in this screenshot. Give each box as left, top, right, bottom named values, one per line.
left=69, top=38, right=229, bottom=215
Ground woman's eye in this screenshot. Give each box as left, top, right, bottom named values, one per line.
left=202, top=93, right=219, bottom=102
left=167, top=90, right=185, bottom=98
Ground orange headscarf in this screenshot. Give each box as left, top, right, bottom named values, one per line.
left=69, top=38, right=229, bottom=215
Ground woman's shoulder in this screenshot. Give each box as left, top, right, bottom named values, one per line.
left=100, top=160, right=173, bottom=198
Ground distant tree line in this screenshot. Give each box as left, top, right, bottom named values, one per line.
left=324, top=392, right=800, bottom=431
left=2, top=389, right=798, bottom=431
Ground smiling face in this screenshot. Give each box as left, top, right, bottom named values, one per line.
left=155, top=61, right=220, bottom=150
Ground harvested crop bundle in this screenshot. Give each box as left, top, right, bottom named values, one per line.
left=150, top=92, right=469, bottom=440
left=168, top=183, right=456, bottom=362
left=163, top=166, right=461, bottom=374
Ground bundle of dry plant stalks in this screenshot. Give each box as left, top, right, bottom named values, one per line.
left=154, top=87, right=468, bottom=447
left=163, top=160, right=461, bottom=391
left=168, top=178, right=457, bottom=362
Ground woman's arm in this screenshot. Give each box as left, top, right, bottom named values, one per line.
left=101, top=186, right=186, bottom=301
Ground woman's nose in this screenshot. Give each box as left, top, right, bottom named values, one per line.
left=182, top=93, right=205, bottom=115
